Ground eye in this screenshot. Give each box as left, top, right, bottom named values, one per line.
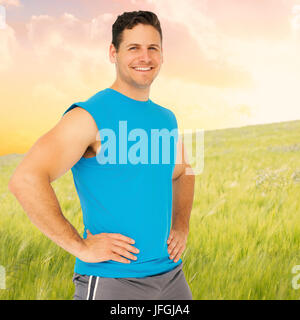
left=129, top=46, right=157, bottom=50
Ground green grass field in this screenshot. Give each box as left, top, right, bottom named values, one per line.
left=1, top=120, right=300, bottom=300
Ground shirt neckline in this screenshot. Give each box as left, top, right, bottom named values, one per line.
left=106, top=88, right=151, bottom=105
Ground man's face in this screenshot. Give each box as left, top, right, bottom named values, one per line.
left=109, top=24, right=163, bottom=89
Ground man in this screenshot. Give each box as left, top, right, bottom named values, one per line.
left=8, top=10, right=195, bottom=300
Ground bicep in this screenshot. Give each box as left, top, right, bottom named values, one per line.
left=10, top=107, right=98, bottom=184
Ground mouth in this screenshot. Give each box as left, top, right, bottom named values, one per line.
left=131, top=67, right=154, bottom=72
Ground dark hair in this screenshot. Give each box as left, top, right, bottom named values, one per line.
left=112, top=11, right=162, bottom=52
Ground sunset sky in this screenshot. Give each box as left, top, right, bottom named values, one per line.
left=0, top=0, right=300, bottom=155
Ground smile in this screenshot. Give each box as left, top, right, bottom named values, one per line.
left=132, top=67, right=154, bottom=72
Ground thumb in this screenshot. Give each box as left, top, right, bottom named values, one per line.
left=86, top=229, right=92, bottom=236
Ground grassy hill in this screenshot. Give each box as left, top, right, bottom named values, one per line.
left=1, top=119, right=300, bottom=299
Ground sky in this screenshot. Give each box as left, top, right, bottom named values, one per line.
left=0, top=0, right=300, bottom=155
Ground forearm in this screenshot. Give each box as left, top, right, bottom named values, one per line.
left=9, top=174, right=85, bottom=258
left=171, top=168, right=195, bottom=233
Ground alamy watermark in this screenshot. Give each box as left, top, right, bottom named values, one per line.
left=0, top=5, right=6, bottom=29
left=0, top=265, right=5, bottom=290
left=181, top=128, right=204, bottom=175
left=292, top=265, right=300, bottom=290
left=92, top=121, right=204, bottom=175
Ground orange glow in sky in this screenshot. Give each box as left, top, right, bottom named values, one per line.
left=0, top=0, right=300, bottom=155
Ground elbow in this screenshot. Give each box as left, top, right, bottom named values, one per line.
left=8, top=172, right=42, bottom=194
left=8, top=174, right=25, bottom=194
left=8, top=171, right=18, bottom=193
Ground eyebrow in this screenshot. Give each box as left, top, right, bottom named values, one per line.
left=126, top=43, right=161, bottom=48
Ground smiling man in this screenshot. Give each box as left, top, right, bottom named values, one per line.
left=8, top=11, right=195, bottom=300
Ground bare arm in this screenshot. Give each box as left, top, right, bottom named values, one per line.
left=171, top=136, right=195, bottom=233
left=8, top=107, right=139, bottom=263
left=8, top=107, right=97, bottom=259
left=167, top=136, right=195, bottom=263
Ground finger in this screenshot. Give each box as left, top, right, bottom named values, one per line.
left=110, top=252, right=131, bottom=264
left=169, top=244, right=179, bottom=259
left=167, top=232, right=174, bottom=244
left=173, top=246, right=184, bottom=262
left=107, top=233, right=135, bottom=244
left=169, top=244, right=183, bottom=260
left=168, top=239, right=179, bottom=255
left=112, top=246, right=138, bottom=261
left=86, top=229, right=93, bottom=236
left=170, top=242, right=183, bottom=258
left=112, top=239, right=140, bottom=254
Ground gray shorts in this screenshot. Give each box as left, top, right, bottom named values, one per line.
left=72, top=262, right=193, bottom=300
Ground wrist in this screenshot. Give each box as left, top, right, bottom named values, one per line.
left=69, top=237, right=87, bottom=259
left=171, top=223, right=189, bottom=234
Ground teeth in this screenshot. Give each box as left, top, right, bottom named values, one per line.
left=134, top=67, right=151, bottom=71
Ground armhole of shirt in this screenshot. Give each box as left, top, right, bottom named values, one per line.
left=61, top=102, right=101, bottom=163
left=62, top=101, right=100, bottom=132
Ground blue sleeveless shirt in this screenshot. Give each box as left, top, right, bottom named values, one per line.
left=62, top=88, right=181, bottom=278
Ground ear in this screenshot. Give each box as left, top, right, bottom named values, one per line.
left=109, top=43, right=117, bottom=64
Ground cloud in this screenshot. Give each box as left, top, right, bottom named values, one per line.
left=161, top=19, right=252, bottom=88
left=0, top=0, right=21, bottom=7
left=32, top=83, right=68, bottom=103
left=291, top=3, right=300, bottom=41
left=22, top=2, right=252, bottom=90
left=24, top=12, right=116, bottom=95
left=150, top=0, right=253, bottom=88
left=20, top=6, right=254, bottom=130
left=152, top=75, right=255, bottom=131
left=26, top=12, right=113, bottom=56
left=0, top=25, right=18, bottom=71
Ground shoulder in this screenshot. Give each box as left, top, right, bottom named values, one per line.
left=62, top=88, right=110, bottom=118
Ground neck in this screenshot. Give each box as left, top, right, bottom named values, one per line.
left=109, top=82, right=150, bottom=102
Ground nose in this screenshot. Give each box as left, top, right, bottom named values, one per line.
left=138, top=48, right=152, bottom=64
